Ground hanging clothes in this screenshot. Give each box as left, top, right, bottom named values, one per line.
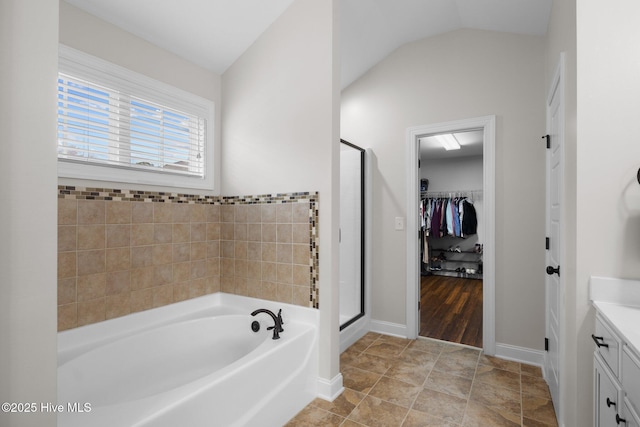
left=445, top=198, right=454, bottom=236
left=430, top=199, right=441, bottom=238
left=452, top=198, right=461, bottom=237
left=439, top=198, right=447, bottom=237
left=458, top=198, right=465, bottom=237
left=421, top=195, right=478, bottom=239
left=423, top=231, right=429, bottom=264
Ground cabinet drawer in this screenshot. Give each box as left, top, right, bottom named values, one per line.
left=595, top=315, right=621, bottom=375
left=623, top=346, right=640, bottom=414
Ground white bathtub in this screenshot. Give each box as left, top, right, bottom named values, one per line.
left=58, top=293, right=319, bottom=427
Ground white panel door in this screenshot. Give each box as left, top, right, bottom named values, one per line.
left=545, top=55, right=565, bottom=421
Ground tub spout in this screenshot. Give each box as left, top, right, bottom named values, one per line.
left=251, top=308, right=284, bottom=340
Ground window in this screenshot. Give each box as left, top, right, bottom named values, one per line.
left=57, top=45, right=215, bottom=191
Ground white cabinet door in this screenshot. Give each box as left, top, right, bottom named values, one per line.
left=622, top=399, right=640, bottom=427
left=595, top=353, right=621, bottom=427
left=622, top=346, right=640, bottom=415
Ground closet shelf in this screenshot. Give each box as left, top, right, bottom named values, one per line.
left=431, top=259, right=482, bottom=264
left=426, top=268, right=483, bottom=279
left=431, top=249, right=482, bottom=255
left=426, top=244, right=483, bottom=278
left=421, top=189, right=483, bottom=199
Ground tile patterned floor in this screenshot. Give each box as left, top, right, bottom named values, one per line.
left=286, top=333, right=558, bottom=427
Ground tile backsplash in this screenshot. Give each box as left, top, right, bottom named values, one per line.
left=58, top=186, right=319, bottom=331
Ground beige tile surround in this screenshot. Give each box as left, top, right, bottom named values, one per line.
left=57, top=187, right=319, bottom=331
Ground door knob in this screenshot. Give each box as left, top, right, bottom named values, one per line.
left=546, top=265, right=560, bottom=276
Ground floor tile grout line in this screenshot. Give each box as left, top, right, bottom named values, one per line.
left=416, top=346, right=480, bottom=426
left=458, top=350, right=482, bottom=426
left=468, top=355, right=528, bottom=426
left=340, top=354, right=388, bottom=427
left=399, top=346, right=442, bottom=426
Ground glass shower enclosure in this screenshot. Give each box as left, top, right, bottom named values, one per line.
left=339, top=140, right=365, bottom=330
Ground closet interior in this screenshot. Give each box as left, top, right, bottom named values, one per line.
left=419, top=130, right=484, bottom=348
left=421, top=190, right=482, bottom=278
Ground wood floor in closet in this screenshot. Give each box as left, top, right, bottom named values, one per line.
left=420, top=275, right=483, bottom=348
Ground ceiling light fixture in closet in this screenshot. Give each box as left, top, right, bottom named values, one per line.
left=436, top=134, right=461, bottom=151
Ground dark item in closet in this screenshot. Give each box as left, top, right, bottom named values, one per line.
left=461, top=200, right=477, bottom=236
left=420, top=179, right=429, bottom=192
left=433, top=199, right=442, bottom=238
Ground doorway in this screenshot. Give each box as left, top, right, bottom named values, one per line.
left=419, top=130, right=484, bottom=348
left=405, top=115, right=496, bottom=355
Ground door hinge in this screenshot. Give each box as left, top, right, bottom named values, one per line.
left=545, top=237, right=550, bottom=250
left=418, top=159, right=421, bottom=168
left=418, top=301, right=421, bottom=311
left=545, top=337, right=549, bottom=352
left=542, top=134, right=550, bottom=149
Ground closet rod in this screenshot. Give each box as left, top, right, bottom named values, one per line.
left=421, top=189, right=483, bottom=197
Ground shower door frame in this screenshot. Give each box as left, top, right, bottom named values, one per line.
left=339, top=139, right=365, bottom=331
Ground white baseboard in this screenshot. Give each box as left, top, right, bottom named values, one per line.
left=369, top=320, right=408, bottom=338
left=495, top=342, right=545, bottom=367
left=316, top=373, right=344, bottom=402
left=346, top=321, right=545, bottom=370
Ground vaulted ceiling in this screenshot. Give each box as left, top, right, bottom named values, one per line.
left=64, top=0, right=552, bottom=89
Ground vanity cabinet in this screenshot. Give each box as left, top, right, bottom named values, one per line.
left=593, top=312, right=640, bottom=427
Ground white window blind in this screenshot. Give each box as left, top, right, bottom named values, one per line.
left=57, top=45, right=215, bottom=191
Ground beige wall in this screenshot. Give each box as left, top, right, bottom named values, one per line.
left=58, top=1, right=222, bottom=196
left=341, top=29, right=547, bottom=350
left=221, top=0, right=341, bottom=384
left=0, top=0, right=59, bottom=425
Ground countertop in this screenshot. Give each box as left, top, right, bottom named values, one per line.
left=590, top=276, right=640, bottom=357
left=592, top=301, right=640, bottom=357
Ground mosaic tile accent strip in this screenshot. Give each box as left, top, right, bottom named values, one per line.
left=58, top=186, right=220, bottom=203
left=58, top=186, right=316, bottom=205
left=311, top=200, right=319, bottom=308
